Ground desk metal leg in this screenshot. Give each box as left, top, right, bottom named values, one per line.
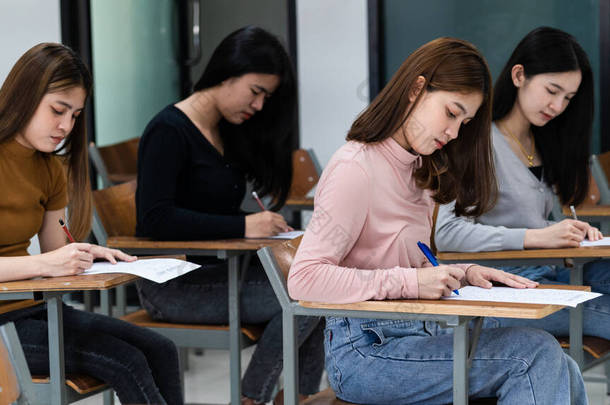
left=115, top=285, right=126, bottom=317
left=228, top=255, right=242, bottom=405
left=452, top=317, right=470, bottom=405
left=283, top=311, right=299, bottom=405
left=570, top=265, right=585, bottom=368
left=46, top=294, right=67, bottom=405
left=100, top=289, right=112, bottom=317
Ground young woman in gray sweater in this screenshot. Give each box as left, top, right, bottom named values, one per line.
left=435, top=26, right=610, bottom=340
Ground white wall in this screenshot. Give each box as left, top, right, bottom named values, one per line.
left=0, top=0, right=61, bottom=84
left=296, top=0, right=369, bottom=168
left=0, top=0, right=61, bottom=254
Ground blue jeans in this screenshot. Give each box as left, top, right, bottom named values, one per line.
left=6, top=303, right=182, bottom=405
left=136, top=260, right=325, bottom=403
left=324, top=317, right=586, bottom=405
left=494, top=259, right=610, bottom=338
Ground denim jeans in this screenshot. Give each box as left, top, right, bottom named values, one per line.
left=494, top=259, right=610, bottom=338
left=325, top=316, right=586, bottom=405
left=7, top=303, right=183, bottom=405
left=136, top=259, right=325, bottom=403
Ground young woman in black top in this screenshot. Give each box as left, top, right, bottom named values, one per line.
left=136, top=26, right=323, bottom=404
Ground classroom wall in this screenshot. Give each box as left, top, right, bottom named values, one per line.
left=296, top=0, right=370, bottom=168
left=0, top=0, right=61, bottom=255
left=0, top=0, right=61, bottom=84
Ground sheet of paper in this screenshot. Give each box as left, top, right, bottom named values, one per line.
left=442, top=286, right=600, bottom=308
left=81, top=258, right=200, bottom=283
left=580, top=237, right=610, bottom=247
left=306, top=185, right=317, bottom=199
left=268, top=230, right=305, bottom=239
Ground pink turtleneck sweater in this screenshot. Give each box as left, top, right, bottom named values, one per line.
left=288, top=138, right=470, bottom=304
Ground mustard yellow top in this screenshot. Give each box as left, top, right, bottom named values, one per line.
left=0, top=139, right=68, bottom=257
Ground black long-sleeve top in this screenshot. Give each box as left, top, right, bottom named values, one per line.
left=136, top=105, right=247, bottom=240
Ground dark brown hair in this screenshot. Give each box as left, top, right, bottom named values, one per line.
left=0, top=43, right=93, bottom=240
left=347, top=37, right=495, bottom=217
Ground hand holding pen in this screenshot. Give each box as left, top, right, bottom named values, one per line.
left=244, top=191, right=293, bottom=238
left=417, top=241, right=460, bottom=296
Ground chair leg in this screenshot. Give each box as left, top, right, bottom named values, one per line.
left=103, top=389, right=115, bottom=405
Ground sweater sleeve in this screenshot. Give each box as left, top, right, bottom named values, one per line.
left=137, top=122, right=245, bottom=240
left=287, top=160, right=419, bottom=304
left=434, top=201, right=526, bottom=252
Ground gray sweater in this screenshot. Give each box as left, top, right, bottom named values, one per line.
left=435, top=123, right=555, bottom=252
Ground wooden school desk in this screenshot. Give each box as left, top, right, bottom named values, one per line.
left=106, top=236, right=283, bottom=405
left=0, top=272, right=138, bottom=405
left=437, top=246, right=610, bottom=368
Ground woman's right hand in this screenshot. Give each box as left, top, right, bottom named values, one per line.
left=416, top=265, right=465, bottom=299
left=36, top=243, right=96, bottom=277
left=524, top=219, right=589, bottom=248
left=245, top=211, right=292, bottom=238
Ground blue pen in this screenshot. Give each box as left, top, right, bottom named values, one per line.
left=416, top=241, right=459, bottom=296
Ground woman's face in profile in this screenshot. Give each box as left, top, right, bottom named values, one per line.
left=216, top=73, right=280, bottom=124
left=514, top=69, right=581, bottom=127
left=402, top=89, right=482, bottom=156
left=15, top=86, right=86, bottom=153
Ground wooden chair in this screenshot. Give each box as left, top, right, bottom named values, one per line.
left=0, top=303, right=108, bottom=404
left=285, top=149, right=321, bottom=210
left=90, top=180, right=265, bottom=397
left=89, top=138, right=139, bottom=189
left=257, top=237, right=505, bottom=405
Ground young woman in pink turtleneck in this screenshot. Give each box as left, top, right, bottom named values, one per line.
left=288, top=37, right=587, bottom=405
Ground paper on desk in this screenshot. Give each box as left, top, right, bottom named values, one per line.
left=81, top=258, right=200, bottom=283
left=306, top=185, right=317, bottom=199
left=442, top=286, right=600, bottom=308
left=580, top=237, right=610, bottom=247
left=268, top=230, right=305, bottom=239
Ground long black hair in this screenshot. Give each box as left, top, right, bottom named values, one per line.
left=493, top=26, right=594, bottom=206
left=194, top=25, right=296, bottom=209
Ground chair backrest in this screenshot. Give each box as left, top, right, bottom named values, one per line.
left=257, top=236, right=303, bottom=308
left=91, top=180, right=137, bottom=245
left=289, top=149, right=321, bottom=198
left=0, top=327, right=20, bottom=404
left=89, top=138, right=139, bottom=188
left=0, top=322, right=36, bottom=405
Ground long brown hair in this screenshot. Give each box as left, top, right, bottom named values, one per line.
left=0, top=43, right=93, bottom=240
left=347, top=37, right=496, bottom=217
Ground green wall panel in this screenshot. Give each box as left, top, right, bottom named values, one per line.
left=91, top=0, right=181, bottom=146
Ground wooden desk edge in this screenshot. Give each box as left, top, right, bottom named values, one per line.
left=0, top=273, right=138, bottom=293
left=299, top=285, right=590, bottom=319
left=106, top=236, right=284, bottom=251
left=437, top=246, right=610, bottom=260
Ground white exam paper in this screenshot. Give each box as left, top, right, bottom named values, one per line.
left=81, top=258, right=200, bottom=283
left=442, top=286, right=600, bottom=308
left=580, top=237, right=610, bottom=247
left=268, top=230, right=305, bottom=239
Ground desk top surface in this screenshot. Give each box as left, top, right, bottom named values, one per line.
left=437, top=246, right=610, bottom=261
left=107, top=236, right=284, bottom=251
left=0, top=273, right=137, bottom=293
left=285, top=197, right=314, bottom=206
left=562, top=205, right=610, bottom=217
left=300, top=285, right=590, bottom=319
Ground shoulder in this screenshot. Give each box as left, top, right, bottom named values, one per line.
left=140, top=106, right=193, bottom=150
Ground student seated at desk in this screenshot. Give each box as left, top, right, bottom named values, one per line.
left=288, top=37, right=587, bottom=404
left=136, top=26, right=324, bottom=405
left=435, top=27, right=610, bottom=341
left=0, top=43, right=182, bottom=405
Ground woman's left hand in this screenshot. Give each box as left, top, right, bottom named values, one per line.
left=585, top=224, right=603, bottom=241
left=464, top=265, right=538, bottom=289
left=89, top=245, right=137, bottom=264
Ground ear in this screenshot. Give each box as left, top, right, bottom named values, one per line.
left=510, top=64, right=526, bottom=88
left=408, top=75, right=426, bottom=102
